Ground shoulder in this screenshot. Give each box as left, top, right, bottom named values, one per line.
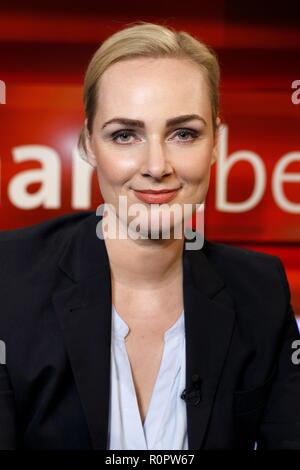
left=203, top=238, right=281, bottom=270
left=0, top=211, right=93, bottom=244
left=202, top=238, right=290, bottom=308
left=0, top=210, right=94, bottom=276
left=203, top=238, right=284, bottom=276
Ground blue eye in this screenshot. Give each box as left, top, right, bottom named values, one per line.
left=174, top=129, right=200, bottom=141
left=110, top=128, right=201, bottom=144
left=111, top=130, right=135, bottom=143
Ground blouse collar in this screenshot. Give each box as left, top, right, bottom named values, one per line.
left=112, top=305, right=185, bottom=342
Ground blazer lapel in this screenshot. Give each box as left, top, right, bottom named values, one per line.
left=52, top=212, right=236, bottom=450
left=183, top=241, right=236, bottom=449
left=52, top=212, right=113, bottom=450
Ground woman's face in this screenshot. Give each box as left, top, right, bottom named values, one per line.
left=85, top=57, right=220, bottom=240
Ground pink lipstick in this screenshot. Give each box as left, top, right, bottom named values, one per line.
left=133, top=188, right=179, bottom=204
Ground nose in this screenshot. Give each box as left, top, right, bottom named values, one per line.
left=141, top=139, right=173, bottom=179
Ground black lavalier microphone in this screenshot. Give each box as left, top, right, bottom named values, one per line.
left=180, top=374, right=202, bottom=406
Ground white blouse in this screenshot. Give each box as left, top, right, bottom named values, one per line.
left=107, top=305, right=188, bottom=450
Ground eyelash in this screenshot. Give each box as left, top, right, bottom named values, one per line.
left=110, top=128, right=201, bottom=144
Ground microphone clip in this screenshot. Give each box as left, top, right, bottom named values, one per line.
left=181, top=374, right=202, bottom=406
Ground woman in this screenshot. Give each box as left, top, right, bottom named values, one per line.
left=0, top=21, right=300, bottom=450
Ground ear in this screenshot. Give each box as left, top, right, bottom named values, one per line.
left=210, top=117, right=221, bottom=166
left=83, top=119, right=98, bottom=168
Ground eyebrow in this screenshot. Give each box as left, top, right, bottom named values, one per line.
left=101, top=114, right=207, bottom=129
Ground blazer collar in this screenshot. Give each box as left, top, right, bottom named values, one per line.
left=52, top=211, right=236, bottom=450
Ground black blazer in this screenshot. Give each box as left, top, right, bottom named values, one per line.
left=0, top=210, right=300, bottom=450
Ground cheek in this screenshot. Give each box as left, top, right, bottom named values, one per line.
left=178, top=153, right=212, bottom=184
left=94, top=148, right=137, bottom=185
left=178, top=138, right=214, bottom=177
left=97, top=155, right=131, bottom=186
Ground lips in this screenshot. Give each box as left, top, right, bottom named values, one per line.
left=133, top=188, right=180, bottom=193
left=133, top=188, right=179, bottom=204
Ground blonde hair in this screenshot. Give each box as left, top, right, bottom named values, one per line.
left=78, top=21, right=220, bottom=160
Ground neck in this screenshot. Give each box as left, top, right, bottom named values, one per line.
left=103, top=232, right=185, bottom=292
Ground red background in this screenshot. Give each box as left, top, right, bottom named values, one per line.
left=0, top=1, right=299, bottom=317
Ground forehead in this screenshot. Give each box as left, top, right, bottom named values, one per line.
left=96, top=57, right=210, bottom=119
